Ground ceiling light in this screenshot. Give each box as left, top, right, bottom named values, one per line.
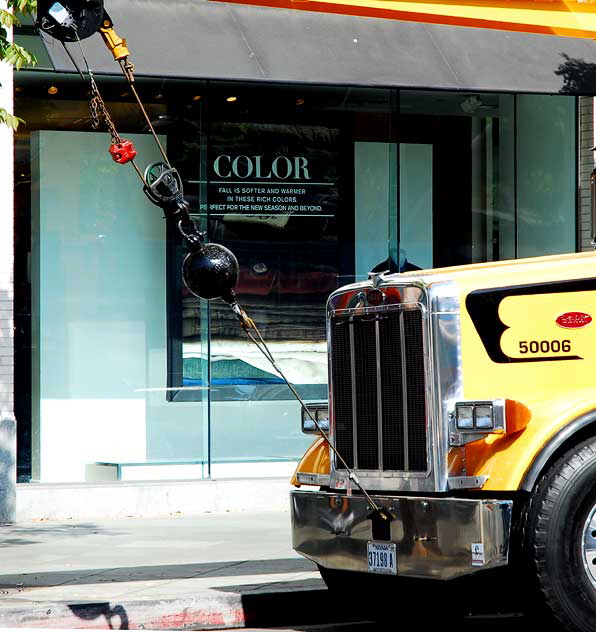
left=226, top=96, right=237, bottom=102
left=192, top=95, right=202, bottom=101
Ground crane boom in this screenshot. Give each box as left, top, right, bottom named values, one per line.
left=210, top=0, right=596, bottom=39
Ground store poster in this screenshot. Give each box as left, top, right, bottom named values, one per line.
left=203, top=122, right=340, bottom=228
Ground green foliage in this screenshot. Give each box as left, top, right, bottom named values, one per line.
left=0, top=10, right=18, bottom=28
left=0, top=0, right=37, bottom=128
left=2, top=41, right=36, bottom=69
left=8, top=1, right=37, bottom=13
left=0, top=108, right=22, bottom=129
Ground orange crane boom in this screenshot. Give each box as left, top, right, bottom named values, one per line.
left=210, top=0, right=596, bottom=39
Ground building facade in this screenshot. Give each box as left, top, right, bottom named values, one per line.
left=3, top=0, right=596, bottom=518
left=0, top=0, right=16, bottom=523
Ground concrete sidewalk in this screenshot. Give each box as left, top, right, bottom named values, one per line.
left=0, top=510, right=329, bottom=630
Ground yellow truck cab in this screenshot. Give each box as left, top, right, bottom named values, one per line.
left=291, top=250, right=596, bottom=631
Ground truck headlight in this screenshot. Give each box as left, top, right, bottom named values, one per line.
left=456, top=405, right=474, bottom=429
left=302, top=403, right=329, bottom=434
left=450, top=400, right=528, bottom=447
left=474, top=405, right=494, bottom=429
left=454, top=401, right=504, bottom=433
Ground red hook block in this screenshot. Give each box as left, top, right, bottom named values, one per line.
left=109, top=139, right=137, bottom=164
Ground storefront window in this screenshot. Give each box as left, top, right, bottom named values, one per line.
left=16, top=77, right=211, bottom=483
left=15, top=75, right=579, bottom=483
left=516, top=94, right=576, bottom=257
left=184, top=85, right=396, bottom=476
left=30, top=130, right=209, bottom=482
left=399, top=90, right=576, bottom=265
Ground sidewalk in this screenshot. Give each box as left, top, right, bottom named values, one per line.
left=0, top=510, right=328, bottom=630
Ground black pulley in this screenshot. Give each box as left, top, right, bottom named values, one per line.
left=182, top=243, right=239, bottom=302
left=36, top=0, right=105, bottom=42
left=143, top=162, right=186, bottom=217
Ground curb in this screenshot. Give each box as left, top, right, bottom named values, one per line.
left=0, top=588, right=339, bottom=630
left=0, top=594, right=247, bottom=630
left=16, top=478, right=294, bottom=522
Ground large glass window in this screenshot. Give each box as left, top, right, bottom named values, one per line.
left=175, top=85, right=397, bottom=476
left=14, top=75, right=579, bottom=483
left=30, top=130, right=209, bottom=482
left=16, top=76, right=211, bottom=483
left=398, top=90, right=577, bottom=266
left=516, top=94, right=577, bottom=257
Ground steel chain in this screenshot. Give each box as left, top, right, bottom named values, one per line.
left=89, top=94, right=100, bottom=129
left=88, top=79, right=122, bottom=145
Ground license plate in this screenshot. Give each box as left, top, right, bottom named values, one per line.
left=367, top=541, right=397, bottom=575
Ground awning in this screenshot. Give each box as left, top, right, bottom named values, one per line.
left=214, top=0, right=596, bottom=40
left=41, top=0, right=596, bottom=94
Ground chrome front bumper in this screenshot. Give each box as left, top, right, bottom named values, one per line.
left=291, top=490, right=512, bottom=580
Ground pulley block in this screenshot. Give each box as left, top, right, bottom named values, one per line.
left=143, top=162, right=185, bottom=209
left=109, top=139, right=137, bottom=164
left=36, top=0, right=105, bottom=42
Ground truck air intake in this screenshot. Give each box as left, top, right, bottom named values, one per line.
left=330, top=306, right=428, bottom=472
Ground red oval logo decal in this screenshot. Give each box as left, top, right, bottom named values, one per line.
left=556, top=312, right=592, bottom=329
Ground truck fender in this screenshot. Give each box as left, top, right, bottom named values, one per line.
left=521, top=409, right=596, bottom=492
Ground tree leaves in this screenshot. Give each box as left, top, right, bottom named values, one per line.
left=0, top=9, right=18, bottom=28
left=0, top=0, right=36, bottom=128
left=0, top=109, right=24, bottom=130
left=7, top=1, right=37, bottom=14
left=2, top=41, right=36, bottom=69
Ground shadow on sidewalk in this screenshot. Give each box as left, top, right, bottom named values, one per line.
left=241, top=588, right=367, bottom=629
left=68, top=603, right=129, bottom=630
left=0, top=557, right=316, bottom=589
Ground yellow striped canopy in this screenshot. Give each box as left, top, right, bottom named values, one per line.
left=211, top=0, right=596, bottom=39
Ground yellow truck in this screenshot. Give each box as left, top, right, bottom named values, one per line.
left=291, top=251, right=596, bottom=631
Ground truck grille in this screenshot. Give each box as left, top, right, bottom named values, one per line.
left=330, top=307, right=428, bottom=472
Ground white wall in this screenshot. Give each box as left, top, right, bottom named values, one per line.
left=0, top=0, right=16, bottom=521
left=0, top=9, right=14, bottom=416
left=31, top=131, right=206, bottom=482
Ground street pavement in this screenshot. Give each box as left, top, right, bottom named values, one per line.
left=0, top=510, right=331, bottom=629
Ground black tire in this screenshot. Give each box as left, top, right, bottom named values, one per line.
left=522, top=437, right=596, bottom=631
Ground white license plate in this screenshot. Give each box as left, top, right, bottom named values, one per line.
left=367, top=541, right=397, bottom=575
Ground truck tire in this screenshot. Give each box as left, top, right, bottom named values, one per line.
left=523, top=437, right=596, bottom=631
